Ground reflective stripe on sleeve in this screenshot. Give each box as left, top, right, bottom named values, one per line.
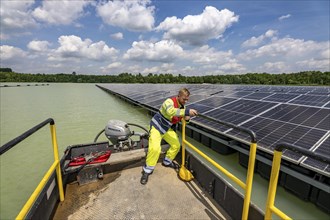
left=165, top=104, right=173, bottom=111
left=175, top=109, right=181, bottom=116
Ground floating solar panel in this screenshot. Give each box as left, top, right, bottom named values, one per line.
left=202, top=108, right=253, bottom=126
left=184, top=103, right=213, bottom=114
left=263, top=93, right=299, bottom=103
left=142, top=93, right=208, bottom=110
left=323, top=102, right=330, bottom=108
left=96, top=83, right=330, bottom=176
left=303, top=109, right=330, bottom=130
left=133, top=90, right=168, bottom=101
left=193, top=96, right=236, bottom=108
left=144, top=97, right=169, bottom=109
left=220, top=100, right=278, bottom=116
left=226, top=117, right=328, bottom=163
left=186, top=94, right=210, bottom=103
left=308, top=87, right=330, bottom=95
left=289, top=94, right=330, bottom=107
left=301, top=135, right=330, bottom=175
left=242, top=92, right=273, bottom=100
left=187, top=87, right=222, bottom=96
left=224, top=91, right=252, bottom=98
left=260, top=104, right=330, bottom=130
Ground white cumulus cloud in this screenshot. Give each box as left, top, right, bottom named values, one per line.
left=320, top=48, right=330, bottom=59
left=141, top=63, right=176, bottom=74
left=239, top=38, right=329, bottom=60
left=96, top=0, right=155, bottom=32
left=279, top=14, right=291, bottom=21
left=100, top=62, right=123, bottom=73
left=107, top=62, right=122, bottom=69
left=124, top=40, right=183, bottom=62
left=156, top=6, right=239, bottom=45
left=32, top=0, right=90, bottom=25
left=238, top=37, right=330, bottom=73
left=185, top=45, right=234, bottom=65
left=53, top=35, right=118, bottom=61
left=258, top=62, right=286, bottom=73
left=27, top=40, right=50, bottom=52
left=110, top=32, right=124, bottom=40
left=242, top=29, right=278, bottom=48
left=0, top=1, right=38, bottom=32
left=0, top=45, right=28, bottom=60
left=219, top=62, right=246, bottom=73
left=296, top=59, right=330, bottom=71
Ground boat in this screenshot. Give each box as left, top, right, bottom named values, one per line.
left=1, top=114, right=329, bottom=219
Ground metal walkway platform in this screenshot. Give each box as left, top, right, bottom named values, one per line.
left=54, top=162, right=230, bottom=220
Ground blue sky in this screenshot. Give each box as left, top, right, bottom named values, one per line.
left=1, top=0, right=329, bottom=75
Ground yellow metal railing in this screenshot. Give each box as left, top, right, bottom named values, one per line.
left=0, top=118, right=65, bottom=219
left=181, top=114, right=257, bottom=220
left=265, top=143, right=330, bottom=220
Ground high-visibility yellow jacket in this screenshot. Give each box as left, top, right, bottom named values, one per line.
left=150, top=97, right=189, bottom=134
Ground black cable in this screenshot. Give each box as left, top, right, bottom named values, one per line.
left=64, top=151, right=108, bottom=174
left=94, top=123, right=148, bottom=143
left=93, top=128, right=105, bottom=142
left=127, top=123, right=149, bottom=135
left=64, top=159, right=93, bottom=174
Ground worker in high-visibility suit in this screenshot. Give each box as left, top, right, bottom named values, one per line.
left=140, top=88, right=198, bottom=185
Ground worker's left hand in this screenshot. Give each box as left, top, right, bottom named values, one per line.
left=185, top=116, right=190, bottom=120
left=189, top=109, right=198, bottom=116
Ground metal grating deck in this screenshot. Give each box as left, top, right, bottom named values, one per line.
left=54, top=163, right=230, bottom=220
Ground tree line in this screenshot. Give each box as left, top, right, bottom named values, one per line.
left=0, top=70, right=329, bottom=85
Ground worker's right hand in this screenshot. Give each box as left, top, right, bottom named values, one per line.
left=189, top=109, right=198, bottom=116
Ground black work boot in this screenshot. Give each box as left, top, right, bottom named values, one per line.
left=140, top=171, right=150, bottom=185
left=162, top=161, right=179, bottom=170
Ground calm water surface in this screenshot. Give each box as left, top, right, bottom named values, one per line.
left=1, top=83, right=328, bottom=219
left=0, top=83, right=150, bottom=219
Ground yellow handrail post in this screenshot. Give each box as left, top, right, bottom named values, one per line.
left=266, top=142, right=330, bottom=219
left=242, top=142, right=257, bottom=220
left=16, top=163, right=58, bottom=220
left=264, top=150, right=282, bottom=219
left=50, top=124, right=65, bottom=202
left=180, top=116, right=257, bottom=220
left=264, top=150, right=292, bottom=220
left=1, top=118, right=66, bottom=219
left=182, top=120, right=186, bottom=167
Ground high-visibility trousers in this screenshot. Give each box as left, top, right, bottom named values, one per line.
left=145, top=126, right=180, bottom=169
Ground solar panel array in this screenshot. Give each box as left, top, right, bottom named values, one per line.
left=97, top=84, right=330, bottom=176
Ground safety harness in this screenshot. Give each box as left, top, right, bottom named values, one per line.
left=170, top=96, right=183, bottom=124
left=150, top=96, right=189, bottom=134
